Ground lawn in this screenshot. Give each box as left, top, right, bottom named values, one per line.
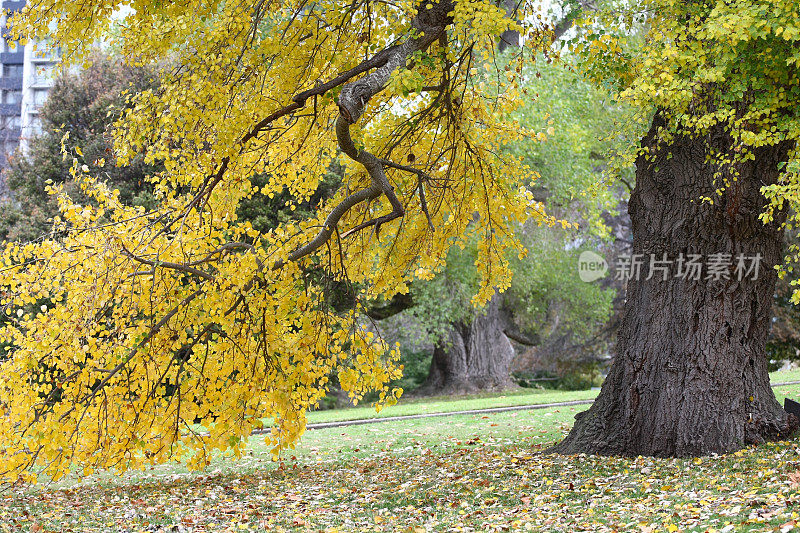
left=305, top=387, right=597, bottom=425
left=773, top=368, right=800, bottom=385
left=304, top=367, right=800, bottom=425
left=3, top=373, right=800, bottom=531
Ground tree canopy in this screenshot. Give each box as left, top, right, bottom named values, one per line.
left=575, top=0, right=800, bottom=217
left=0, top=0, right=559, bottom=481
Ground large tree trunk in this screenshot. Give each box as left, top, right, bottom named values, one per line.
left=420, top=292, right=517, bottom=394
left=553, top=115, right=798, bottom=457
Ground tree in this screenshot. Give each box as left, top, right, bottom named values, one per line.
left=554, top=0, right=800, bottom=456
left=395, top=56, right=625, bottom=394
left=407, top=224, right=617, bottom=394
left=0, top=52, right=158, bottom=242
left=0, top=0, right=552, bottom=481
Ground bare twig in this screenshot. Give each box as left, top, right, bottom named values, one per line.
left=120, top=243, right=215, bottom=281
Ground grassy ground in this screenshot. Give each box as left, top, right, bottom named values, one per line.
left=3, top=374, right=800, bottom=531
left=772, top=368, right=800, bottom=384
left=306, top=387, right=597, bottom=425
left=305, top=367, right=800, bottom=425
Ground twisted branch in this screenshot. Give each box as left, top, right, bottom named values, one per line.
left=272, top=0, right=454, bottom=268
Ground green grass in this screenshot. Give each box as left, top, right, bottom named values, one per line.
left=771, top=367, right=800, bottom=384
left=301, top=367, right=800, bottom=426
left=306, top=387, right=598, bottom=424
left=8, top=384, right=800, bottom=532
left=4, top=372, right=800, bottom=531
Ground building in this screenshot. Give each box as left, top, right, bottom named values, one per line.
left=0, top=0, right=60, bottom=175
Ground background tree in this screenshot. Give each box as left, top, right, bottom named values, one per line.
left=386, top=55, right=630, bottom=394
left=0, top=52, right=158, bottom=242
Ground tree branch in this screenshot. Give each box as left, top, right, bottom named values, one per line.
left=364, top=291, right=415, bottom=320
left=551, top=0, right=596, bottom=42
left=503, top=327, right=541, bottom=347
left=120, top=244, right=215, bottom=281
left=273, top=0, right=454, bottom=267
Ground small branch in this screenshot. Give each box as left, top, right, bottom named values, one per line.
left=378, top=158, right=436, bottom=232
left=340, top=208, right=404, bottom=239
left=120, top=244, right=215, bottom=281
left=503, top=327, right=541, bottom=347
left=618, top=176, right=635, bottom=193
left=183, top=242, right=255, bottom=266
left=379, top=158, right=433, bottom=181
left=272, top=183, right=381, bottom=270
left=418, top=179, right=435, bottom=232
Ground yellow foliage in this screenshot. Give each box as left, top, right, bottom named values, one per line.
left=0, top=0, right=552, bottom=481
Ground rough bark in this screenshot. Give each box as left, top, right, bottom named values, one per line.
left=419, top=292, right=517, bottom=394
left=553, top=115, right=799, bottom=457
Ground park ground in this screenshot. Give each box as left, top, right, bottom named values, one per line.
left=5, top=370, right=800, bottom=532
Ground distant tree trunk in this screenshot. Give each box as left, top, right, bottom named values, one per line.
left=497, top=0, right=520, bottom=52
left=553, top=115, right=798, bottom=457
left=420, top=292, right=517, bottom=394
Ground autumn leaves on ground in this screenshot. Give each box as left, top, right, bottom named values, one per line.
left=4, top=377, right=800, bottom=532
